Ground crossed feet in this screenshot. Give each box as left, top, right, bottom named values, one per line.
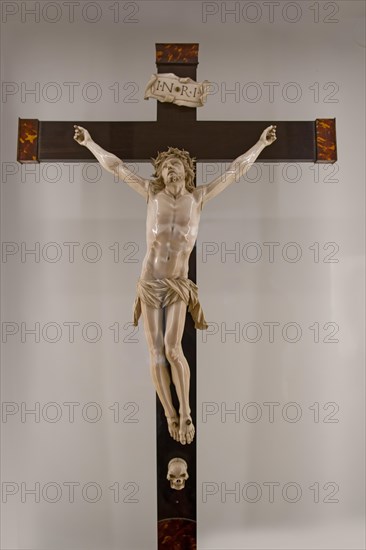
left=167, top=414, right=195, bottom=445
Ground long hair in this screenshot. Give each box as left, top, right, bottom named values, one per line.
left=150, top=146, right=196, bottom=194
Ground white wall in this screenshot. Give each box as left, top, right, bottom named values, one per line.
left=1, top=1, right=365, bottom=549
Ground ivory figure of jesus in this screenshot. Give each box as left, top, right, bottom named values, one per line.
left=73, top=124, right=277, bottom=445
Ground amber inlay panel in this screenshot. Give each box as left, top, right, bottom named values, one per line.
left=156, top=43, right=199, bottom=64
left=17, top=119, right=39, bottom=163
left=158, top=519, right=196, bottom=549
left=315, top=118, right=337, bottom=163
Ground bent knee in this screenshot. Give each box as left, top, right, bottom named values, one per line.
left=149, top=346, right=166, bottom=366
left=165, top=344, right=183, bottom=364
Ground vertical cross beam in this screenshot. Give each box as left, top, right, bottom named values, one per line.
left=155, top=44, right=198, bottom=549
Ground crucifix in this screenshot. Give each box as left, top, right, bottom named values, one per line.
left=17, top=43, right=337, bottom=550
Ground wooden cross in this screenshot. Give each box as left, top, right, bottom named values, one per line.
left=17, top=43, right=337, bottom=550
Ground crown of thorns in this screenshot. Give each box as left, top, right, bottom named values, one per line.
left=152, top=147, right=196, bottom=176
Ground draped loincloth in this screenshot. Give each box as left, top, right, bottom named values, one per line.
left=133, top=277, right=208, bottom=330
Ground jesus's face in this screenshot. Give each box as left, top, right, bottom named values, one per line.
left=161, top=157, right=186, bottom=189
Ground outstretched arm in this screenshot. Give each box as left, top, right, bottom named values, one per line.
left=201, top=125, right=276, bottom=206
left=73, top=125, right=148, bottom=199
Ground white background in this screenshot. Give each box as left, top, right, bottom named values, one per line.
left=1, top=1, right=365, bottom=549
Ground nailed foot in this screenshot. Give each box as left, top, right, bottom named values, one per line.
left=167, top=416, right=180, bottom=442
left=179, top=416, right=195, bottom=445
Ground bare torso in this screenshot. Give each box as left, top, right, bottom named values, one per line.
left=141, top=186, right=203, bottom=281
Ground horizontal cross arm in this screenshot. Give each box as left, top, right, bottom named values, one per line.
left=18, top=118, right=336, bottom=164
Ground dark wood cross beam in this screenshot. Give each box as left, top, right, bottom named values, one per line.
left=17, top=43, right=337, bottom=550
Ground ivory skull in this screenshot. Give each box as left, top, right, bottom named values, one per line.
left=167, top=458, right=189, bottom=490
